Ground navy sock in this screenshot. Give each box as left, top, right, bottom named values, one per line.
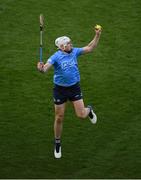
left=55, top=138, right=60, bottom=143
left=55, top=138, right=61, bottom=153
left=88, top=109, right=93, bottom=118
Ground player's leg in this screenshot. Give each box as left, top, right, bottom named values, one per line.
left=53, top=83, right=67, bottom=158
left=68, top=82, right=97, bottom=123
left=54, top=103, right=66, bottom=139
left=54, top=103, right=66, bottom=158
left=72, top=99, right=97, bottom=124
left=54, top=103, right=66, bottom=159
left=72, top=99, right=89, bottom=118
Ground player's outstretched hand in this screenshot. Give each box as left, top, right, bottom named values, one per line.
left=37, top=62, right=44, bottom=72
left=95, top=24, right=102, bottom=35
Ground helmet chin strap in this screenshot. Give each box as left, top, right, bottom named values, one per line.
left=64, top=49, right=72, bottom=53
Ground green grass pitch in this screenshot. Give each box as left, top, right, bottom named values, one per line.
left=0, top=0, right=141, bottom=178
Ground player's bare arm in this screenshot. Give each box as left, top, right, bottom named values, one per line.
left=82, top=27, right=102, bottom=54
left=37, top=62, right=52, bottom=72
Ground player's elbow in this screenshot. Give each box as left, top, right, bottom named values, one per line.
left=88, top=47, right=96, bottom=53
left=83, top=47, right=91, bottom=54
left=84, top=46, right=96, bottom=54
left=89, top=47, right=96, bottom=53
left=87, top=48, right=93, bottom=53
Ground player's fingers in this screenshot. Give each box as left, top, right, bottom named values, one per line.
left=37, top=62, right=43, bottom=70
left=37, top=62, right=44, bottom=66
left=95, top=29, right=102, bottom=34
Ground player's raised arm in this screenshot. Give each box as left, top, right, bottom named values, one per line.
left=37, top=62, right=52, bottom=73
left=82, top=25, right=102, bottom=54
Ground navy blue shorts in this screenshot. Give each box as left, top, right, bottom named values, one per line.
left=53, top=82, right=83, bottom=105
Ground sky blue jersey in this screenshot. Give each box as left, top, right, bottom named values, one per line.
left=47, top=47, right=84, bottom=87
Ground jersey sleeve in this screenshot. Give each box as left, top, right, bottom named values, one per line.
left=47, top=53, right=58, bottom=65
left=74, top=48, right=84, bottom=57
